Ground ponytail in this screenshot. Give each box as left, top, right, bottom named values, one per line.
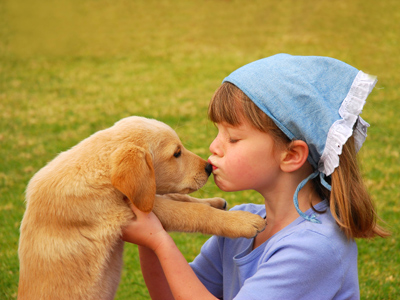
left=326, top=136, right=389, bottom=239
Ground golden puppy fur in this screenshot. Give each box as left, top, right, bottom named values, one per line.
left=18, top=116, right=266, bottom=300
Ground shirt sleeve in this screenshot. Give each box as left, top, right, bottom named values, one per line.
left=190, top=235, right=225, bottom=299
left=234, top=229, right=349, bottom=300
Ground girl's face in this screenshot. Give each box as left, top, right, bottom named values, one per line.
left=208, top=119, right=283, bottom=194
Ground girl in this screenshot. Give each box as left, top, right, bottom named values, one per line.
left=122, top=54, right=388, bottom=300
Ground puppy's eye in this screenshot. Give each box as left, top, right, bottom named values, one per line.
left=174, top=150, right=182, bottom=158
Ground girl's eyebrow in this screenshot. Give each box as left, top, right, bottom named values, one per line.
left=227, top=124, right=248, bottom=132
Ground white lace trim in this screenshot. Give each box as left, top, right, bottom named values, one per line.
left=318, top=71, right=377, bottom=176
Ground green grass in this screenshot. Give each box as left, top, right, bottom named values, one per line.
left=1, top=0, right=399, bottom=299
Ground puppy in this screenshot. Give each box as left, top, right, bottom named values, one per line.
left=18, top=116, right=266, bottom=300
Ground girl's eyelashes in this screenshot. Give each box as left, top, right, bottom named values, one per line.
left=229, top=138, right=240, bottom=143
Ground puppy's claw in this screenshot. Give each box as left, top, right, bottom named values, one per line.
left=256, top=220, right=267, bottom=233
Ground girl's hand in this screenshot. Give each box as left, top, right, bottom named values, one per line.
left=121, top=203, right=170, bottom=252
left=123, top=203, right=217, bottom=300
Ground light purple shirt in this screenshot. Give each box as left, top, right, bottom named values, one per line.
left=190, top=200, right=359, bottom=299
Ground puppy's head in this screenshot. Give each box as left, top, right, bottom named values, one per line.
left=110, top=117, right=211, bottom=212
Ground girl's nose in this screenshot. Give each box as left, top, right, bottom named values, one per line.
left=209, top=135, right=222, bottom=156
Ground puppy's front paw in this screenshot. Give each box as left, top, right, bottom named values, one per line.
left=206, top=197, right=227, bottom=210
left=224, top=211, right=266, bottom=239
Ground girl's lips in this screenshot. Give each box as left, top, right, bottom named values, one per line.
left=208, top=159, right=218, bottom=171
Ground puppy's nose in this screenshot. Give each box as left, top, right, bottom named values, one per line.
left=205, top=163, right=213, bottom=176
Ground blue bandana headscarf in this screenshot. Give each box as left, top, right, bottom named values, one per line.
left=223, top=54, right=377, bottom=223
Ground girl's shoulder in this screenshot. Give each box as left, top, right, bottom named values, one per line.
left=270, top=200, right=356, bottom=260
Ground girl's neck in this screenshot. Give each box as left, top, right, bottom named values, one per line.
left=253, top=181, right=322, bottom=249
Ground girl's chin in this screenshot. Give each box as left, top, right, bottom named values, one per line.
left=214, top=179, right=237, bottom=192
left=213, top=177, right=226, bottom=191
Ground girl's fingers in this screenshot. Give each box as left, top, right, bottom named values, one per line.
left=126, top=201, right=149, bottom=218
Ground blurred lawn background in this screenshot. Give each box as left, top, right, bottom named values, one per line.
left=1, top=0, right=399, bottom=299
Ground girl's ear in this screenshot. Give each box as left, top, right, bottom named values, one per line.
left=110, top=144, right=156, bottom=212
left=280, top=140, right=309, bottom=173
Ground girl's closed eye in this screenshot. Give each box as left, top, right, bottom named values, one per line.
left=229, top=137, right=240, bottom=143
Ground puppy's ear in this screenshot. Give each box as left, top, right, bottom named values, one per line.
left=110, top=144, right=156, bottom=212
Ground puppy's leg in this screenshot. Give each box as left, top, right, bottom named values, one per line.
left=159, top=193, right=227, bottom=210
left=153, top=196, right=266, bottom=239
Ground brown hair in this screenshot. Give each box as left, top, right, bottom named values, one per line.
left=208, top=82, right=389, bottom=239
left=208, top=82, right=291, bottom=147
